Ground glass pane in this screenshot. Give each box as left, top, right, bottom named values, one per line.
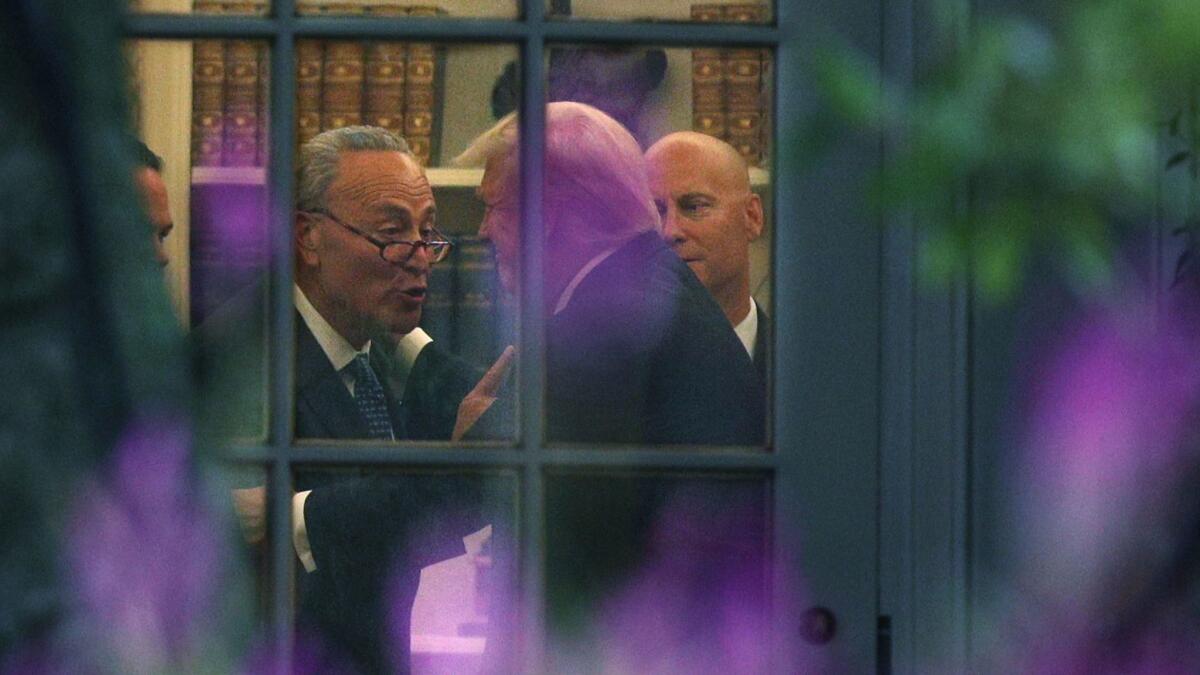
left=290, top=467, right=517, bottom=673
left=296, top=1, right=518, bottom=20
left=293, top=42, right=518, bottom=443
left=549, top=0, right=772, bottom=24
left=454, top=45, right=771, bottom=445
left=127, top=0, right=269, bottom=15
left=545, top=473, right=770, bottom=670
left=127, top=39, right=270, bottom=441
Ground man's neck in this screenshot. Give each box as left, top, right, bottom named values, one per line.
left=719, top=283, right=753, bottom=328
left=296, top=278, right=368, bottom=350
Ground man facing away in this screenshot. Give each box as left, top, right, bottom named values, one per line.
left=458, top=102, right=766, bottom=668
left=462, top=101, right=763, bottom=446
left=645, top=131, right=768, bottom=382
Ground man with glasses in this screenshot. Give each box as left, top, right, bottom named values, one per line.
left=287, top=126, right=502, bottom=674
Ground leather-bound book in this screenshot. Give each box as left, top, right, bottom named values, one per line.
left=224, top=37, right=261, bottom=166
left=364, top=8, right=407, bottom=140
left=404, top=6, right=442, bottom=165
left=453, top=235, right=500, bottom=365
left=296, top=40, right=324, bottom=147
left=690, top=4, right=726, bottom=141
left=191, top=2, right=225, bottom=166
left=724, top=3, right=770, bottom=166
left=320, top=5, right=367, bottom=131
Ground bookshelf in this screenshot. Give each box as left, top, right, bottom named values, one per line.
left=189, top=165, right=771, bottom=189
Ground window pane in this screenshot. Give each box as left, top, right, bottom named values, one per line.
left=127, top=0, right=269, bottom=15
left=296, top=1, right=518, bottom=20
left=290, top=467, right=517, bottom=673
left=545, top=472, right=770, bottom=670
left=293, top=41, right=518, bottom=444
left=461, top=44, right=772, bottom=446
left=548, top=0, right=772, bottom=24
left=126, top=38, right=270, bottom=441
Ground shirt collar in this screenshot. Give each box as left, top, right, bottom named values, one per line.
left=733, top=297, right=758, bottom=360
left=294, top=284, right=370, bottom=372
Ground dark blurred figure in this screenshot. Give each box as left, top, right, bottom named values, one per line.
left=0, top=0, right=189, bottom=665
left=458, top=102, right=766, bottom=670
left=646, top=131, right=768, bottom=382
left=490, top=47, right=666, bottom=147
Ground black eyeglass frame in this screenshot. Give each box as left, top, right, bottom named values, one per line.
left=303, top=209, right=453, bottom=264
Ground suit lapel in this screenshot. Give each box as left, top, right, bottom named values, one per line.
left=295, top=313, right=369, bottom=439
left=753, top=304, right=769, bottom=384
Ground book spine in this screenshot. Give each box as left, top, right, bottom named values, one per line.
left=191, top=38, right=225, bottom=166
left=256, top=40, right=270, bottom=167
left=363, top=11, right=407, bottom=140
left=224, top=37, right=261, bottom=166
left=296, top=40, right=324, bottom=147
left=723, top=3, right=770, bottom=167
left=320, top=6, right=366, bottom=131
left=422, top=245, right=457, bottom=355
left=404, top=6, right=440, bottom=166
left=690, top=4, right=727, bottom=141
left=453, top=236, right=500, bottom=365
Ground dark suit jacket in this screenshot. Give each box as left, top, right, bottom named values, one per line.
left=536, top=232, right=767, bottom=654
left=753, top=303, right=769, bottom=386
left=293, top=317, right=487, bottom=675
left=545, top=230, right=764, bottom=445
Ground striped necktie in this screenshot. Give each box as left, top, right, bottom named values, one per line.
left=345, top=353, right=395, bottom=440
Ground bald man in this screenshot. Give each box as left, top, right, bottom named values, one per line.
left=645, top=131, right=767, bottom=381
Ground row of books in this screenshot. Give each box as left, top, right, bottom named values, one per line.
left=421, top=235, right=508, bottom=368
left=691, top=3, right=772, bottom=167
left=189, top=2, right=444, bottom=168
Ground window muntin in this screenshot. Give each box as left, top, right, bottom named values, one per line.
left=548, top=0, right=772, bottom=25
left=123, top=6, right=787, bottom=672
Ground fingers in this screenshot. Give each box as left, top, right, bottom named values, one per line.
left=474, top=345, right=515, bottom=398
left=232, top=486, right=267, bottom=544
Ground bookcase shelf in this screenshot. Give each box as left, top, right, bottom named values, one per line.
left=189, top=165, right=769, bottom=189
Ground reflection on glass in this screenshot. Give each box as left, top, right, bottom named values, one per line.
left=127, top=39, right=270, bottom=441
left=451, top=43, right=772, bottom=446
left=128, top=0, right=269, bottom=15
left=291, top=467, right=517, bottom=673
left=296, top=1, right=518, bottom=20
left=545, top=473, right=769, bottom=671
left=293, top=42, right=518, bottom=443
left=550, top=0, right=771, bottom=24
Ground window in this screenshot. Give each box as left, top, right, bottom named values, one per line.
left=120, top=1, right=854, bottom=671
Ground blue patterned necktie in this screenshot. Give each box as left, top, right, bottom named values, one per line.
left=345, top=353, right=395, bottom=440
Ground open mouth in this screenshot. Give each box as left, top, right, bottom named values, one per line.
left=401, top=287, right=427, bottom=300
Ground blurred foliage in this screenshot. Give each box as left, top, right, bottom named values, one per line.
left=807, top=0, right=1200, bottom=299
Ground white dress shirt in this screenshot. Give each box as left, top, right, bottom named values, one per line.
left=733, top=297, right=759, bottom=361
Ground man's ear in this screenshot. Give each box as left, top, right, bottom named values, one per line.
left=744, top=193, right=764, bottom=242
left=296, top=212, right=322, bottom=267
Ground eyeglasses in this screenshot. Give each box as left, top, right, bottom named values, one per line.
left=305, top=210, right=453, bottom=264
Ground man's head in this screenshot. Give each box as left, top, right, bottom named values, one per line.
left=295, top=126, right=437, bottom=348
left=645, top=131, right=764, bottom=325
left=132, top=140, right=173, bottom=267
left=463, top=102, right=660, bottom=297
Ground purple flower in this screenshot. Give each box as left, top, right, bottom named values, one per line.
left=65, top=414, right=223, bottom=671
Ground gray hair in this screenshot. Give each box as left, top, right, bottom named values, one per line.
left=296, top=126, right=412, bottom=212
left=454, top=102, right=659, bottom=247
